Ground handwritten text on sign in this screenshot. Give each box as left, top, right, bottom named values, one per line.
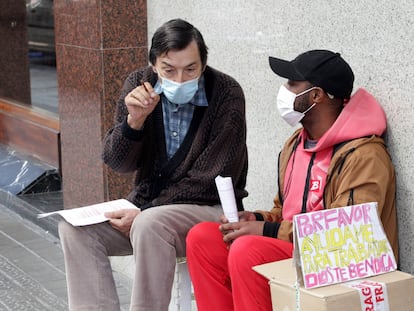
left=293, top=202, right=397, bottom=288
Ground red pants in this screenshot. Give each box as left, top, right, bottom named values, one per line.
left=186, top=222, right=293, bottom=311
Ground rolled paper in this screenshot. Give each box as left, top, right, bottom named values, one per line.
left=215, top=175, right=239, bottom=222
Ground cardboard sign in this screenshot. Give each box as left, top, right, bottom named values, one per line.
left=293, top=202, right=397, bottom=289
left=253, top=258, right=414, bottom=311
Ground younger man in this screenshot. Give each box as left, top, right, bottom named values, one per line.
left=186, top=50, right=398, bottom=311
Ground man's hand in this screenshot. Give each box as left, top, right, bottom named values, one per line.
left=220, top=211, right=257, bottom=224
left=125, top=81, right=160, bottom=129
left=219, top=221, right=264, bottom=244
left=104, top=208, right=141, bottom=237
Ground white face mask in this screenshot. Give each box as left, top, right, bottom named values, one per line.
left=159, top=76, right=199, bottom=105
left=276, top=85, right=316, bottom=127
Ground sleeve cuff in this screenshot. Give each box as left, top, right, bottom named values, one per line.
left=254, top=212, right=264, bottom=221
left=140, top=201, right=154, bottom=210
left=121, top=117, right=145, bottom=141
left=263, top=222, right=280, bottom=238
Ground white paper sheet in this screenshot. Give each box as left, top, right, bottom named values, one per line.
left=215, top=175, right=239, bottom=222
left=37, top=199, right=139, bottom=226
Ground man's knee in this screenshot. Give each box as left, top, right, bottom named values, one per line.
left=58, top=220, right=75, bottom=240
left=58, top=220, right=99, bottom=244
left=130, top=210, right=159, bottom=234
left=228, top=236, right=261, bottom=269
left=186, top=222, right=220, bottom=247
left=229, top=235, right=255, bottom=254
left=129, top=210, right=172, bottom=246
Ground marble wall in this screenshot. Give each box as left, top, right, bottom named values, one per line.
left=54, top=0, right=148, bottom=207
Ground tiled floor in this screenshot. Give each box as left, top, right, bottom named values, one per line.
left=0, top=202, right=67, bottom=310
left=0, top=200, right=132, bottom=310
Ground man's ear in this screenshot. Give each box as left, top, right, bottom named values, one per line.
left=312, top=87, right=326, bottom=103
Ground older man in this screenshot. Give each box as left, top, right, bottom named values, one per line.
left=59, top=19, right=248, bottom=311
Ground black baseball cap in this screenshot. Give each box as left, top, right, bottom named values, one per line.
left=269, top=50, right=354, bottom=99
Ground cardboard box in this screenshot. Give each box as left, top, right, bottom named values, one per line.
left=253, top=259, right=414, bottom=311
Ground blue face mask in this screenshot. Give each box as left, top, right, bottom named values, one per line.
left=159, top=76, right=199, bottom=105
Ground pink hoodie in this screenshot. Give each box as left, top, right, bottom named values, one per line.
left=308, top=88, right=386, bottom=153
left=282, top=88, right=387, bottom=221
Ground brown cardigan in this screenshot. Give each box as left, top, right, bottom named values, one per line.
left=102, top=66, right=248, bottom=210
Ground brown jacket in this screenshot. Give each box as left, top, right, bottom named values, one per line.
left=256, top=130, right=398, bottom=260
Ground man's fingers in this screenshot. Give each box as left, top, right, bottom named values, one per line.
left=126, top=91, right=149, bottom=107
left=219, top=222, right=238, bottom=232
left=223, top=229, right=240, bottom=243
left=104, top=209, right=128, bottom=219
left=104, top=211, right=114, bottom=218
left=219, top=214, right=229, bottom=224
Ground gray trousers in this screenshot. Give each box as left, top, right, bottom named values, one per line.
left=58, top=203, right=223, bottom=311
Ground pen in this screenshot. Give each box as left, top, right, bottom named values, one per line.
left=140, top=79, right=149, bottom=92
